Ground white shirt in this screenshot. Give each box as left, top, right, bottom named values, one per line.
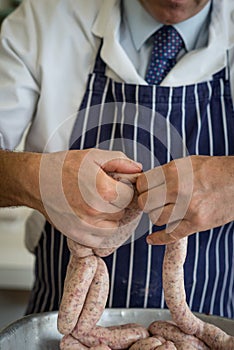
left=121, top=0, right=211, bottom=78
left=0, top=0, right=234, bottom=154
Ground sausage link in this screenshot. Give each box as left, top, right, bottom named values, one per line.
left=77, top=324, right=149, bottom=349
left=195, top=322, right=234, bottom=350
left=163, top=238, right=234, bottom=349
left=163, top=238, right=199, bottom=335
left=99, top=191, right=142, bottom=250
left=90, top=346, right=112, bottom=350
left=93, top=247, right=116, bottom=257
left=149, top=321, right=209, bottom=350
left=128, top=336, right=163, bottom=349
left=107, top=323, right=145, bottom=330
left=67, top=239, right=93, bottom=258
left=157, top=341, right=177, bottom=349
left=73, top=257, right=109, bottom=337
left=60, top=334, right=88, bottom=349
left=175, top=342, right=202, bottom=350
left=58, top=254, right=97, bottom=334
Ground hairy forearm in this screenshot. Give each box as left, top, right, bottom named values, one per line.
left=0, top=149, right=42, bottom=210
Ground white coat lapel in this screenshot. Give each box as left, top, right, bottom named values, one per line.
left=92, top=0, right=146, bottom=85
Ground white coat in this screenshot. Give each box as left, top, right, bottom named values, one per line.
left=0, top=0, right=234, bottom=251
left=0, top=0, right=234, bottom=153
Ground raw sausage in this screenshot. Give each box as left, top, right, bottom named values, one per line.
left=149, top=321, right=209, bottom=349
left=90, top=346, right=112, bottom=350
left=60, top=334, right=88, bottom=349
left=58, top=254, right=97, bottom=335
left=77, top=324, right=149, bottom=349
left=162, top=238, right=234, bottom=349
left=73, top=257, right=109, bottom=337
left=59, top=171, right=234, bottom=349
left=128, top=336, right=163, bottom=349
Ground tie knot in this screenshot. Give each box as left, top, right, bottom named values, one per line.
left=152, top=25, right=184, bottom=59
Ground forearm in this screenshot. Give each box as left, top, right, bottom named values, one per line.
left=0, top=149, right=42, bottom=211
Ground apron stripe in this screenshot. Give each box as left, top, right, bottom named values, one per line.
left=110, top=80, right=118, bottom=150
left=96, top=77, right=111, bottom=147
left=166, top=87, right=173, bottom=162
left=181, top=86, right=186, bottom=157
left=219, top=223, right=231, bottom=316
left=227, top=234, right=234, bottom=317
left=144, top=86, right=156, bottom=308
left=80, top=73, right=96, bottom=150
left=49, top=226, right=55, bottom=311
left=34, top=229, right=46, bottom=313
left=41, top=226, right=51, bottom=311
left=108, top=251, right=117, bottom=307
left=209, top=225, right=224, bottom=315
left=207, top=82, right=213, bottom=156
left=220, top=79, right=229, bottom=155
left=31, top=237, right=43, bottom=313
left=133, top=85, right=139, bottom=161
left=194, top=84, right=202, bottom=155
left=58, top=233, right=65, bottom=306
left=144, top=228, right=152, bottom=308
left=126, top=85, right=139, bottom=307
left=108, top=81, right=127, bottom=308
left=126, top=235, right=135, bottom=308
left=120, top=83, right=127, bottom=154
left=198, top=229, right=214, bottom=313
left=188, top=233, right=199, bottom=309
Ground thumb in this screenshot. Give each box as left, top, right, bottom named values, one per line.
left=98, top=170, right=135, bottom=210
left=101, top=154, right=142, bottom=174
left=101, top=155, right=142, bottom=209
left=146, top=220, right=190, bottom=245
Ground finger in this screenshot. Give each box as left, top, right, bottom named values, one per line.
left=66, top=218, right=119, bottom=247
left=149, top=201, right=189, bottom=226
left=149, top=204, right=172, bottom=226
left=84, top=217, right=120, bottom=231
left=100, top=152, right=142, bottom=173
left=97, top=170, right=135, bottom=210
left=108, top=171, right=140, bottom=184
left=138, top=184, right=169, bottom=212
left=146, top=220, right=192, bottom=245
left=136, top=166, right=165, bottom=193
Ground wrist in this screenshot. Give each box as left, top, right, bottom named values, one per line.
left=0, top=150, right=42, bottom=210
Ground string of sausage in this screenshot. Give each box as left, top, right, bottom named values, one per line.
left=148, top=238, right=234, bottom=350
left=58, top=174, right=150, bottom=349
left=58, top=176, right=234, bottom=349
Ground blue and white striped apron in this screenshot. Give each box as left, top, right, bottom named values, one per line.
left=26, top=45, right=234, bottom=319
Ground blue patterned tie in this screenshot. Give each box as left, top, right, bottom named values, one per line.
left=145, top=25, right=184, bottom=85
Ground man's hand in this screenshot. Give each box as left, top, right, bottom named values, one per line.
left=136, top=155, right=234, bottom=245
left=0, top=149, right=142, bottom=248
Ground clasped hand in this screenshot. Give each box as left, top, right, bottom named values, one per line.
left=39, top=151, right=234, bottom=248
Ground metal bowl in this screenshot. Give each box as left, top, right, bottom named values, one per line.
left=0, top=309, right=233, bottom=350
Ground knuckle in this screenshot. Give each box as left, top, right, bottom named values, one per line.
left=85, top=205, right=99, bottom=216
left=156, top=216, right=164, bottom=226
left=113, top=150, right=125, bottom=159
left=138, top=194, right=148, bottom=211
left=136, top=175, right=142, bottom=192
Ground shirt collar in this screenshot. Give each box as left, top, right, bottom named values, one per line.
left=123, top=0, right=212, bottom=51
